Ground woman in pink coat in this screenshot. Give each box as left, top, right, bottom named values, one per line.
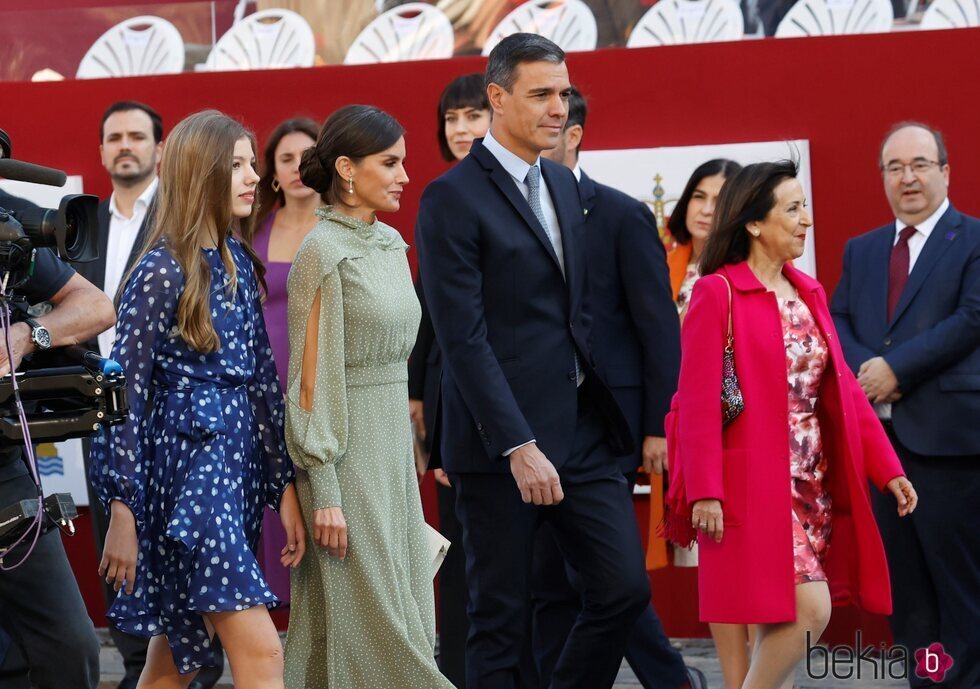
left=665, top=160, right=918, bottom=689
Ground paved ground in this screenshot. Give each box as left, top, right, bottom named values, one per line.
left=96, top=630, right=909, bottom=688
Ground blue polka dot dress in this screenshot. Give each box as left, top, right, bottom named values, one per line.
left=90, top=237, right=294, bottom=674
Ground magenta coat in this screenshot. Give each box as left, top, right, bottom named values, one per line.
left=672, top=261, right=905, bottom=624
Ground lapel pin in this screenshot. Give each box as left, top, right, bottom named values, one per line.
left=583, top=208, right=588, bottom=216
left=945, top=231, right=956, bottom=241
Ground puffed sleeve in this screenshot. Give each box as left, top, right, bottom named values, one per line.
left=245, top=260, right=294, bottom=510
left=284, top=236, right=348, bottom=510
left=88, top=248, right=181, bottom=533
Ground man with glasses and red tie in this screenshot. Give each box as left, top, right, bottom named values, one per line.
left=831, top=122, right=980, bottom=688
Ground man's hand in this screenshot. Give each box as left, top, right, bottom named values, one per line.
left=642, top=436, right=667, bottom=475
left=858, top=357, right=900, bottom=403
left=509, top=443, right=563, bottom=505
left=100, top=500, right=139, bottom=595
left=409, top=399, right=426, bottom=441
left=0, top=322, right=33, bottom=377
left=313, top=506, right=348, bottom=560
left=432, top=468, right=452, bottom=488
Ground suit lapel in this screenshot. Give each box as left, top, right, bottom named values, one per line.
left=578, top=170, right=598, bottom=216
left=541, top=160, right=579, bottom=292
left=91, top=199, right=112, bottom=287
left=868, top=226, right=894, bottom=331
left=889, top=207, right=962, bottom=328
left=472, top=141, right=563, bottom=275
left=125, top=197, right=156, bottom=273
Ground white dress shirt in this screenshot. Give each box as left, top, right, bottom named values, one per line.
left=876, top=195, right=949, bottom=419
left=99, top=177, right=158, bottom=357
left=895, top=195, right=949, bottom=272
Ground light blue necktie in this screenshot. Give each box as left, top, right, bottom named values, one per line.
left=524, top=164, right=581, bottom=384
left=525, top=165, right=565, bottom=275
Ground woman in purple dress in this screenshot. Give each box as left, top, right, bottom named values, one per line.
left=254, top=117, right=326, bottom=603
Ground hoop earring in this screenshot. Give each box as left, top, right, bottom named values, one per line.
left=348, top=177, right=354, bottom=194
left=271, top=178, right=280, bottom=193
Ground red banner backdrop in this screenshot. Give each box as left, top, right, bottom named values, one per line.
left=3, top=27, right=978, bottom=641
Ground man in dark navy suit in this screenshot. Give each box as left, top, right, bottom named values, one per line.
left=416, top=33, right=651, bottom=689
left=534, top=87, right=705, bottom=689
left=831, top=122, right=980, bottom=689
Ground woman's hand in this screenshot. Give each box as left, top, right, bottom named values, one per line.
left=313, top=507, right=348, bottom=560
left=278, top=483, right=307, bottom=568
left=886, top=476, right=918, bottom=517
left=100, top=500, right=139, bottom=595
left=691, top=498, right=724, bottom=543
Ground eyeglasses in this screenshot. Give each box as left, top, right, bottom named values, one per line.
left=882, top=160, right=941, bottom=177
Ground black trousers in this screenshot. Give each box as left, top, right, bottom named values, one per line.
left=530, top=472, right=687, bottom=689
left=451, top=401, right=650, bottom=689
left=83, top=440, right=149, bottom=681
left=0, top=470, right=100, bottom=689
left=437, top=481, right=469, bottom=688
left=872, top=424, right=980, bottom=689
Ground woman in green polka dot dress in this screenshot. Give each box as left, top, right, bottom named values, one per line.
left=282, top=105, right=454, bottom=689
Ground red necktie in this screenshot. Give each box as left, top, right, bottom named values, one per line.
left=888, top=226, right=917, bottom=321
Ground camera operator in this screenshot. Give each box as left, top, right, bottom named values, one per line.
left=0, top=243, right=115, bottom=689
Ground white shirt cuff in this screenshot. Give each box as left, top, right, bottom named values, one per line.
left=503, top=440, right=536, bottom=456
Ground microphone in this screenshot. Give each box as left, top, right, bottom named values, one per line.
left=63, top=345, right=124, bottom=375
left=0, top=159, right=67, bottom=188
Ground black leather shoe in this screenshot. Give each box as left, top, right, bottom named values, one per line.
left=685, top=666, right=708, bottom=689
left=116, top=676, right=140, bottom=689
left=188, top=662, right=223, bottom=689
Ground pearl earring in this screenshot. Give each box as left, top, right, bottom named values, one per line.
left=348, top=177, right=354, bottom=194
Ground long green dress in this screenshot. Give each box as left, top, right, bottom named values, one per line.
left=282, top=206, right=452, bottom=689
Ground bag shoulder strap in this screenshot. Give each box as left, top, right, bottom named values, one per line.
left=711, top=273, right=733, bottom=340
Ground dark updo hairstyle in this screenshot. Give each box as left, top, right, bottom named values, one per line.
left=299, top=105, right=405, bottom=206
left=667, top=158, right=743, bottom=245
left=437, top=73, right=490, bottom=162
left=699, top=160, right=799, bottom=277
left=255, top=117, right=324, bottom=229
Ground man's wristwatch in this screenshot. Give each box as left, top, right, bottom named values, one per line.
left=24, top=318, right=52, bottom=350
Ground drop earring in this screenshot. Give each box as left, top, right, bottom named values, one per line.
left=271, top=178, right=280, bottom=193
left=348, top=177, right=354, bottom=194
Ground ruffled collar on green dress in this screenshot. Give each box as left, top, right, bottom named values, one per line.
left=315, top=205, right=406, bottom=251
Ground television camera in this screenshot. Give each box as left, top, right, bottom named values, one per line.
left=0, top=127, right=128, bottom=558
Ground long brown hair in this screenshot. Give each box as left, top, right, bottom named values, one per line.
left=126, top=110, right=266, bottom=353
left=255, top=116, right=325, bottom=230
left=699, top=160, right=798, bottom=277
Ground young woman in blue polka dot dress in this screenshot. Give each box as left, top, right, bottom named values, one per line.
left=90, top=110, right=306, bottom=689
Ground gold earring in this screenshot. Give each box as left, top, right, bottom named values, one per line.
left=271, top=178, right=280, bottom=193
left=348, top=177, right=354, bottom=194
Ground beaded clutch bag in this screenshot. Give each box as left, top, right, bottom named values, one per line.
left=717, top=275, right=744, bottom=426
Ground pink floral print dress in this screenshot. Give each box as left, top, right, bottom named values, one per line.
left=779, top=296, right=832, bottom=585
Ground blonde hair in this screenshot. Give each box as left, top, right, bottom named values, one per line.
left=126, top=110, right=266, bottom=353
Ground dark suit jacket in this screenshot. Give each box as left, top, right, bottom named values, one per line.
left=415, top=139, right=632, bottom=475
left=830, top=203, right=980, bottom=457
left=579, top=171, right=680, bottom=473
left=407, top=280, right=443, bottom=466
left=72, top=196, right=155, bottom=351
